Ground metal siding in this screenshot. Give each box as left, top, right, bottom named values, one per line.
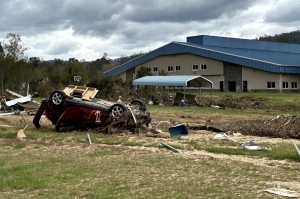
left=187, top=35, right=204, bottom=45
left=189, top=35, right=300, bottom=53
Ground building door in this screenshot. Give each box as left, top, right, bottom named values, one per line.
left=220, top=81, right=224, bottom=92
left=228, top=81, right=236, bottom=92
left=243, top=81, right=248, bottom=92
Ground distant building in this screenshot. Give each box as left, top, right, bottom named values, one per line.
left=103, top=35, right=300, bottom=92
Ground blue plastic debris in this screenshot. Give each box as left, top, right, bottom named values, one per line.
left=168, top=124, right=188, bottom=136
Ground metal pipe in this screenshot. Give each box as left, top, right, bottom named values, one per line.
left=292, top=140, right=300, bottom=156
left=23, top=124, right=29, bottom=131
left=87, top=134, right=92, bottom=145
left=158, top=140, right=180, bottom=153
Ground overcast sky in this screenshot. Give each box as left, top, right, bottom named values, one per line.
left=1, top=0, right=299, bottom=61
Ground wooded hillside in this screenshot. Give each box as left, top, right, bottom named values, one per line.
left=257, top=30, right=300, bottom=44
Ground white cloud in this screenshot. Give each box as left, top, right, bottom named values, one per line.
left=1, top=0, right=300, bottom=61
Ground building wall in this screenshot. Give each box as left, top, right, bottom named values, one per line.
left=116, top=53, right=300, bottom=92
left=224, top=62, right=242, bottom=91
left=278, top=73, right=300, bottom=91
left=135, top=53, right=224, bottom=75
left=242, top=67, right=300, bottom=91
left=200, top=75, right=224, bottom=90
left=242, top=67, right=279, bottom=91
left=125, top=68, right=135, bottom=81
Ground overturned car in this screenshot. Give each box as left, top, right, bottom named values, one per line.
left=33, top=85, right=151, bottom=132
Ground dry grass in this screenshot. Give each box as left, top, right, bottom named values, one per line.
left=1, top=138, right=300, bottom=199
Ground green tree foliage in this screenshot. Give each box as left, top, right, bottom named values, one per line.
left=0, top=56, right=14, bottom=93
left=87, top=76, right=123, bottom=99
left=134, top=66, right=153, bottom=100
left=30, top=60, right=62, bottom=97
left=158, top=69, right=168, bottom=76
left=61, top=59, right=88, bottom=86
left=87, top=53, right=111, bottom=81
left=136, top=66, right=152, bottom=79
left=3, top=33, right=28, bottom=61
left=118, top=52, right=145, bottom=65
left=0, top=33, right=29, bottom=93
left=29, top=57, right=41, bottom=68
left=0, top=42, right=4, bottom=58
left=10, top=60, right=35, bottom=92
left=257, top=30, right=300, bottom=44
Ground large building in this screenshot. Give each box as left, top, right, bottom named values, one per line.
left=103, top=35, right=300, bottom=92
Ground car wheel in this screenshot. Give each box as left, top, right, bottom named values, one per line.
left=130, top=99, right=146, bottom=111
left=51, top=90, right=66, bottom=109
left=110, top=104, right=126, bottom=118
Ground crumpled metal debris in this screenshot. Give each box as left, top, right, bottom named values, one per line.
left=4, top=95, right=32, bottom=106
left=265, top=188, right=299, bottom=198
left=213, top=132, right=237, bottom=142
left=241, top=140, right=261, bottom=151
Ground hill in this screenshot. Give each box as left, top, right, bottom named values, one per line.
left=257, top=30, right=300, bottom=44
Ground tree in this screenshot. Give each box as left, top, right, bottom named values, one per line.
left=134, top=66, right=152, bottom=100
left=68, top=58, right=79, bottom=62
left=61, top=60, right=88, bottom=86
left=29, top=57, right=41, bottom=68
left=0, top=33, right=29, bottom=94
left=87, top=53, right=113, bottom=80
left=88, top=58, right=103, bottom=81
left=31, top=61, right=62, bottom=97
left=158, top=69, right=168, bottom=76
left=136, top=66, right=152, bottom=79
left=3, top=33, right=28, bottom=61
left=0, top=57, right=14, bottom=94
left=8, top=59, right=35, bottom=92
left=0, top=42, right=4, bottom=58
left=118, top=52, right=145, bottom=65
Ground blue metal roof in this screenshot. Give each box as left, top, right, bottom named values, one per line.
left=132, top=75, right=213, bottom=87
left=187, top=35, right=300, bottom=53
left=103, top=35, right=300, bottom=77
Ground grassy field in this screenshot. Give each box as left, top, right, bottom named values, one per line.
left=0, top=92, right=300, bottom=198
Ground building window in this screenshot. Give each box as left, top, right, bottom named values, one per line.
left=168, top=66, right=173, bottom=72
left=192, top=64, right=198, bottom=71
left=147, top=67, right=151, bottom=72
left=175, top=65, right=181, bottom=71
left=292, top=82, right=298, bottom=89
left=282, top=81, right=288, bottom=89
left=133, top=74, right=136, bottom=79
left=201, top=64, right=207, bottom=70
left=267, top=81, right=275, bottom=88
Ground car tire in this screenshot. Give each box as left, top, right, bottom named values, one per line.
left=50, top=90, right=67, bottom=109
left=110, top=104, right=126, bottom=118
left=130, top=99, right=146, bottom=111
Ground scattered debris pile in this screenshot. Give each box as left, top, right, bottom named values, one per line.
left=0, top=89, right=39, bottom=115
left=103, top=109, right=151, bottom=134
left=213, top=114, right=300, bottom=139
left=196, top=94, right=299, bottom=111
